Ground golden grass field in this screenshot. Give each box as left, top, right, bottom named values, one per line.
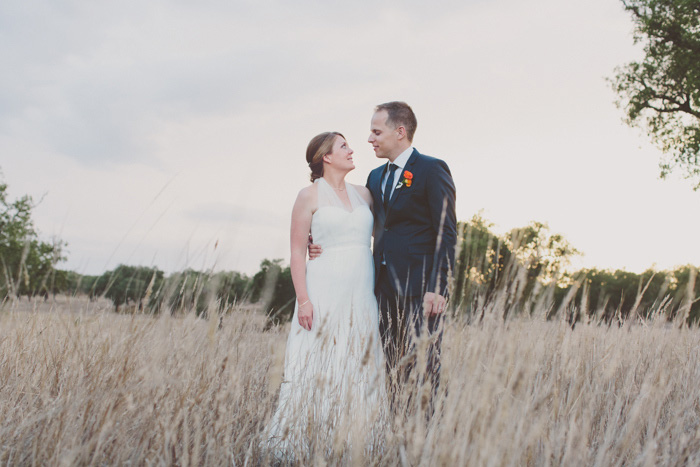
left=2, top=295, right=700, bottom=466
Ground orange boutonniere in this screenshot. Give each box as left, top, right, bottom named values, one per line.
left=396, top=170, right=414, bottom=189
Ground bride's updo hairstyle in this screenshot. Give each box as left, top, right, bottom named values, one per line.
left=306, top=131, right=344, bottom=182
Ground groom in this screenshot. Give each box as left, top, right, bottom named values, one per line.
left=312, top=101, right=457, bottom=404
left=366, top=101, right=456, bottom=404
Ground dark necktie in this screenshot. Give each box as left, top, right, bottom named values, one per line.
left=383, top=163, right=398, bottom=210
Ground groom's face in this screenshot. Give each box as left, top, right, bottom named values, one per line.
left=368, top=110, right=400, bottom=160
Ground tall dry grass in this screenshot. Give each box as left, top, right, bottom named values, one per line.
left=2, top=295, right=700, bottom=465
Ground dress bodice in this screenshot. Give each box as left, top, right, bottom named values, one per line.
left=311, top=178, right=373, bottom=251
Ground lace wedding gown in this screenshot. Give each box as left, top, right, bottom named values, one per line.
left=264, top=177, right=387, bottom=457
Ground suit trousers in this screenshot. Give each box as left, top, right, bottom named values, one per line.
left=375, top=264, right=443, bottom=412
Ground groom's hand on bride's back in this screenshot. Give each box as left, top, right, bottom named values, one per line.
left=307, top=234, right=323, bottom=260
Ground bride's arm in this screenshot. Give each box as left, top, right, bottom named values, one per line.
left=290, top=186, right=315, bottom=331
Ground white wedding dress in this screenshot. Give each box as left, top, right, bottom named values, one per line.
left=264, top=177, right=387, bottom=458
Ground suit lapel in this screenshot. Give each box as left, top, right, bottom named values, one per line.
left=386, top=149, right=419, bottom=214
left=372, top=164, right=389, bottom=216
left=372, top=166, right=385, bottom=201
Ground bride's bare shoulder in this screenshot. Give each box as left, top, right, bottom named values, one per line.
left=294, top=183, right=318, bottom=208
left=351, top=184, right=372, bottom=205
left=350, top=184, right=369, bottom=195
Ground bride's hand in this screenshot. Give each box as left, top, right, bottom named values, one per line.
left=298, top=300, right=313, bottom=331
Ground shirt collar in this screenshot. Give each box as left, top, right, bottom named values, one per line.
left=390, top=146, right=414, bottom=170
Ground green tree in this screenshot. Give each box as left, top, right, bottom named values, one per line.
left=249, top=258, right=295, bottom=326
left=150, top=269, right=251, bottom=315
left=560, top=268, right=659, bottom=322
left=155, top=269, right=211, bottom=314
left=0, top=171, right=66, bottom=299
left=451, top=217, right=580, bottom=320
left=507, top=221, right=581, bottom=285
left=552, top=265, right=700, bottom=324
left=74, top=273, right=100, bottom=297
left=95, top=265, right=163, bottom=312
left=610, top=0, right=700, bottom=188
left=214, top=270, right=251, bottom=308
left=670, top=265, right=700, bottom=323
left=452, top=214, right=512, bottom=315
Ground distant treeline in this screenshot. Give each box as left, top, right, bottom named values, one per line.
left=452, top=215, right=699, bottom=324
left=49, top=214, right=696, bottom=325
left=2, top=168, right=698, bottom=324
left=42, top=260, right=293, bottom=321
left=5, top=221, right=700, bottom=326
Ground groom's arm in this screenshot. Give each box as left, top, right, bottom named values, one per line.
left=426, top=159, right=457, bottom=300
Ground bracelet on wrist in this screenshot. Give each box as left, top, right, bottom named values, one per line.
left=298, top=299, right=310, bottom=308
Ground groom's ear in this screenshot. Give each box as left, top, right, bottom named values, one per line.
left=396, top=126, right=407, bottom=140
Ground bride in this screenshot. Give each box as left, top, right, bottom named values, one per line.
left=264, top=132, right=387, bottom=458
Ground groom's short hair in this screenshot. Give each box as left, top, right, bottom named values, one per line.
left=375, top=101, right=417, bottom=142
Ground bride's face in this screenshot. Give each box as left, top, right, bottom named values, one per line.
left=325, top=136, right=355, bottom=171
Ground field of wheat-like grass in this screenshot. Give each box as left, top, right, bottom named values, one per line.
left=2, top=296, right=700, bottom=466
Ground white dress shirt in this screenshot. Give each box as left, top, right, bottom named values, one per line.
left=381, top=146, right=414, bottom=200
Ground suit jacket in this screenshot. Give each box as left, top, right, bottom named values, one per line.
left=367, top=148, right=457, bottom=298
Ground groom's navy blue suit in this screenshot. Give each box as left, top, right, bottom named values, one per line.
left=366, top=148, right=457, bottom=398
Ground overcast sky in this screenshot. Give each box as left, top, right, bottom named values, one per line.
left=2, top=0, right=699, bottom=276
